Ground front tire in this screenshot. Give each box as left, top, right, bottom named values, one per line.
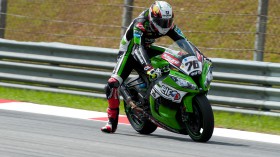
left=185, top=94, right=214, bottom=142
left=124, top=102, right=157, bottom=134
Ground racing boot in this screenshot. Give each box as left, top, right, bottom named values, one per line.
left=101, top=77, right=120, bottom=133
left=101, top=108, right=119, bottom=133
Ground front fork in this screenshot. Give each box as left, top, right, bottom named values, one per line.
left=181, top=94, right=197, bottom=124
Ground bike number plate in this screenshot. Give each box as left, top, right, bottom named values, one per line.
left=181, top=56, right=202, bottom=76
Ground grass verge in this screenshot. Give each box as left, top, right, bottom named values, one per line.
left=1, top=86, right=279, bottom=135
left=6, top=0, right=280, bottom=62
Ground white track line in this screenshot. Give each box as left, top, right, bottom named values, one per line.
left=0, top=102, right=279, bottom=144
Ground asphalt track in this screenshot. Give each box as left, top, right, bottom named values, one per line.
left=0, top=109, right=279, bottom=157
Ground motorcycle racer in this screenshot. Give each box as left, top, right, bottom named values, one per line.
left=101, top=1, right=198, bottom=133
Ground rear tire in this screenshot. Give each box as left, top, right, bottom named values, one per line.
left=124, top=102, right=157, bottom=134
left=185, top=95, right=214, bottom=142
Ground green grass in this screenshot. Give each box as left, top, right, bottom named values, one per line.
left=1, top=86, right=279, bottom=135
left=5, top=0, right=280, bottom=62
left=215, top=112, right=280, bottom=135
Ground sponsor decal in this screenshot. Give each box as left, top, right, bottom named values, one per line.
left=133, top=33, right=141, bottom=38
left=160, top=85, right=181, bottom=101
left=162, top=11, right=172, bottom=18
left=151, top=88, right=160, bottom=99
left=195, top=50, right=203, bottom=62
left=161, top=53, right=181, bottom=67
left=174, top=26, right=185, bottom=38
left=190, top=70, right=202, bottom=76
left=136, top=23, right=146, bottom=32
left=178, top=51, right=187, bottom=56
left=153, top=83, right=186, bottom=102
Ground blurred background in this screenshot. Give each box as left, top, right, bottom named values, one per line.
left=1, top=0, right=279, bottom=62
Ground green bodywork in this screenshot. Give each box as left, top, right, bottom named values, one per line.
left=199, top=60, right=212, bottom=91
left=149, top=96, right=182, bottom=129
left=148, top=54, right=211, bottom=130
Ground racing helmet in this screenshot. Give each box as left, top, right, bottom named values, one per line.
left=149, top=1, right=174, bottom=35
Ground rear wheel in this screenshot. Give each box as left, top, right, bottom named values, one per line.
left=124, top=102, right=157, bottom=134
left=185, top=95, right=214, bottom=142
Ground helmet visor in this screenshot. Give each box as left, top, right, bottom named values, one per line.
left=152, top=17, right=173, bottom=28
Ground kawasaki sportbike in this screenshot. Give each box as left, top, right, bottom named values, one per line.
left=120, top=39, right=214, bottom=142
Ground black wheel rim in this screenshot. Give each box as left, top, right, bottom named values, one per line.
left=125, top=105, right=145, bottom=128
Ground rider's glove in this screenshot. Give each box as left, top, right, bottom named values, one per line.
left=144, top=65, right=162, bottom=81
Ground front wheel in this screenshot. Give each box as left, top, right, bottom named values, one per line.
left=124, top=102, right=157, bottom=134
left=185, top=94, right=214, bottom=142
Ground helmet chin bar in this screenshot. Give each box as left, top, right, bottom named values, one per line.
left=152, top=21, right=171, bottom=35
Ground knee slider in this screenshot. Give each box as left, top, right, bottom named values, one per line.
left=105, top=77, right=120, bottom=99
left=108, top=77, right=120, bottom=88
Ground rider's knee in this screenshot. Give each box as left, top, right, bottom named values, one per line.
left=105, top=77, right=120, bottom=99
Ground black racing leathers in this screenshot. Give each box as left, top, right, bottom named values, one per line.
left=102, top=9, right=192, bottom=133
left=111, top=9, right=187, bottom=84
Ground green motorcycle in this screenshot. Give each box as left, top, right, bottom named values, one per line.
left=120, top=39, right=214, bottom=142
